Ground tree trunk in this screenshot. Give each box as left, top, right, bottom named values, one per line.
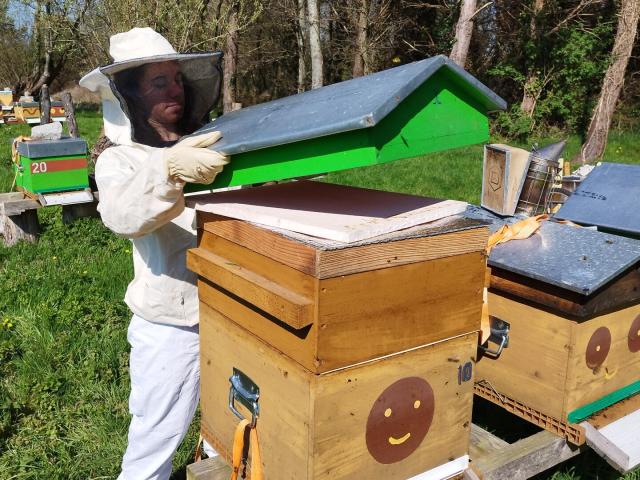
left=40, top=84, right=50, bottom=124
left=450, top=0, right=477, bottom=68
left=577, top=0, right=640, bottom=164
left=223, top=2, right=239, bottom=114
left=307, top=0, right=323, bottom=89
left=297, top=0, right=307, bottom=92
left=28, top=0, right=53, bottom=96
left=521, top=0, right=545, bottom=116
left=352, top=0, right=368, bottom=77
left=61, top=92, right=79, bottom=137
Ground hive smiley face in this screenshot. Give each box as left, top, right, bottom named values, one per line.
left=584, top=315, right=640, bottom=378
left=365, top=377, right=435, bottom=464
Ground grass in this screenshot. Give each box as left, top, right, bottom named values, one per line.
left=0, top=111, right=638, bottom=479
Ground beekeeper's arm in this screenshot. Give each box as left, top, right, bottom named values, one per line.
left=96, top=132, right=228, bottom=238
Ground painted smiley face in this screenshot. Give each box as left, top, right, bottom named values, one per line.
left=629, top=315, right=640, bottom=353
left=365, top=377, right=435, bottom=464
left=585, top=326, right=612, bottom=370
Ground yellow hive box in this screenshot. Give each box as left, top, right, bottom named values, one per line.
left=479, top=290, right=640, bottom=424
left=0, top=89, right=13, bottom=108
left=200, top=305, right=477, bottom=479
left=188, top=211, right=488, bottom=374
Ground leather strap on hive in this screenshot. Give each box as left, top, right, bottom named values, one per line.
left=486, top=214, right=547, bottom=254
left=231, top=419, right=263, bottom=480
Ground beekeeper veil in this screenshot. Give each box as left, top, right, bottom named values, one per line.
left=80, top=27, right=222, bottom=147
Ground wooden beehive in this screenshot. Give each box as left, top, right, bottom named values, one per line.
left=188, top=212, right=487, bottom=374
left=479, top=221, right=640, bottom=425
left=199, top=303, right=477, bottom=480
left=188, top=184, right=489, bottom=478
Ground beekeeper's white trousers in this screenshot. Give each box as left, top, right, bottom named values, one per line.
left=118, top=314, right=217, bottom=480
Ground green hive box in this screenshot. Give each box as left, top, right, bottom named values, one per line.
left=185, top=55, right=507, bottom=192
left=14, top=137, right=89, bottom=194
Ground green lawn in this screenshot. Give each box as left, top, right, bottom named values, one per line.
left=0, top=111, right=638, bottom=479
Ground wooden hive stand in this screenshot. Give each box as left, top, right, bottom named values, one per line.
left=467, top=391, right=640, bottom=479
left=0, top=192, right=40, bottom=246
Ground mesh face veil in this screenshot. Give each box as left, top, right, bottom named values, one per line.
left=107, top=56, right=222, bottom=147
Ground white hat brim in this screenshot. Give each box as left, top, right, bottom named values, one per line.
left=100, top=52, right=221, bottom=76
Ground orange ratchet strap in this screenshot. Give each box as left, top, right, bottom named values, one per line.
left=231, top=419, right=263, bottom=480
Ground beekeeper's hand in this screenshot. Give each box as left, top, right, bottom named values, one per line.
left=164, top=131, right=229, bottom=184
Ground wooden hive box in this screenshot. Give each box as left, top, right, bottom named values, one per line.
left=187, top=183, right=488, bottom=374
left=478, top=221, right=640, bottom=425
left=0, top=89, right=13, bottom=108
left=188, top=183, right=489, bottom=477
left=14, top=138, right=89, bottom=195
left=14, top=101, right=41, bottom=124
left=199, top=304, right=478, bottom=479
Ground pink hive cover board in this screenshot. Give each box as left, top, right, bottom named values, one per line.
left=187, top=181, right=467, bottom=242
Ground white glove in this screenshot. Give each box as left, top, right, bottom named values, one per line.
left=165, top=131, right=229, bottom=184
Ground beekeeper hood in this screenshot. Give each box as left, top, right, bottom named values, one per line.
left=80, top=27, right=222, bottom=146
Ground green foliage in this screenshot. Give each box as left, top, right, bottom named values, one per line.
left=492, top=106, right=534, bottom=142
left=486, top=4, right=619, bottom=139
left=534, top=21, right=615, bottom=133
left=0, top=208, right=133, bottom=479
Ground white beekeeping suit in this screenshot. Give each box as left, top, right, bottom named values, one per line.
left=80, top=28, right=225, bottom=480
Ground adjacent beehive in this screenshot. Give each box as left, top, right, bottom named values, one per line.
left=188, top=184, right=489, bottom=478
left=14, top=137, right=89, bottom=195
left=479, top=221, right=640, bottom=424
left=13, top=101, right=41, bottom=124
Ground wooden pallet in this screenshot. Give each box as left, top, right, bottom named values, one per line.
left=474, top=381, right=585, bottom=445
left=187, top=455, right=230, bottom=480
left=468, top=424, right=583, bottom=480
left=475, top=381, right=640, bottom=475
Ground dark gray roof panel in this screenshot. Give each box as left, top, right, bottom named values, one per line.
left=488, top=221, right=640, bottom=295
left=17, top=137, right=88, bottom=158
left=555, top=163, right=640, bottom=236
left=195, top=55, right=507, bottom=156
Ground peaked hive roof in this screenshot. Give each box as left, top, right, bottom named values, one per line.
left=195, top=55, right=507, bottom=156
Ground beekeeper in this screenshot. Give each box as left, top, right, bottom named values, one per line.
left=80, top=27, right=226, bottom=480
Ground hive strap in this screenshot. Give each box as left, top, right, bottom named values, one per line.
left=486, top=214, right=548, bottom=254
left=231, top=419, right=263, bottom=480
left=194, top=434, right=204, bottom=463
left=486, top=214, right=583, bottom=254
left=11, top=136, right=31, bottom=165
left=10, top=135, right=32, bottom=192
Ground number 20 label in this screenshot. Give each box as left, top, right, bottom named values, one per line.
left=31, top=162, right=48, bottom=174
